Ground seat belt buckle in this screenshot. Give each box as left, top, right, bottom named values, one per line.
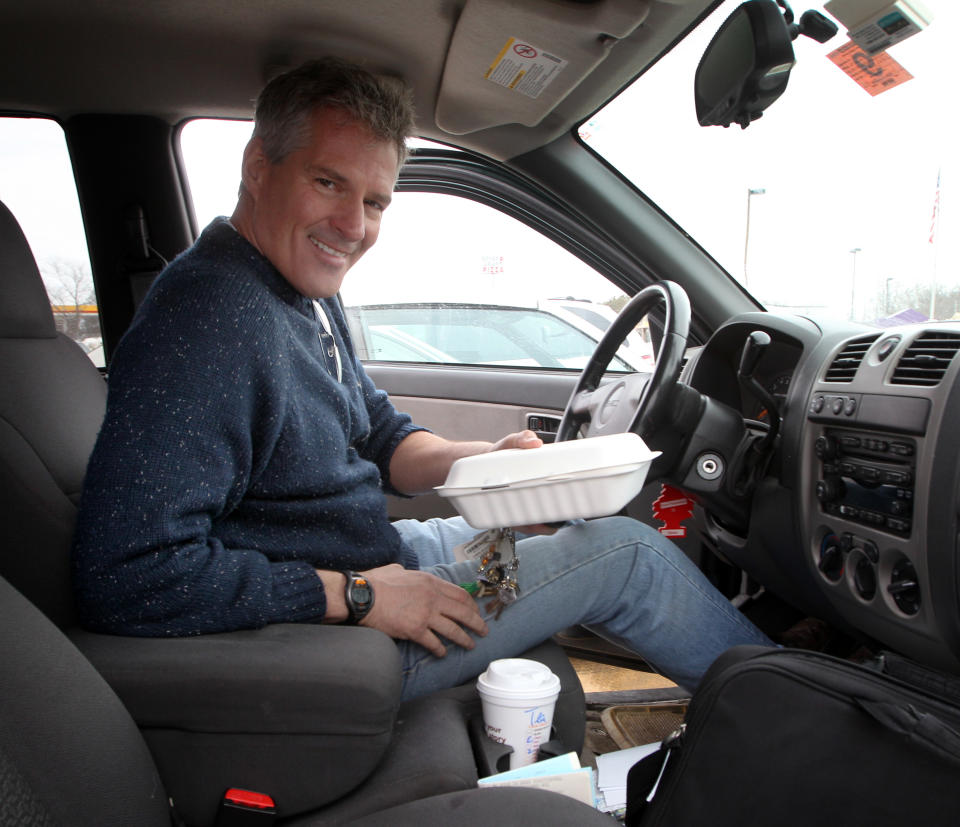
left=214, top=789, right=276, bottom=826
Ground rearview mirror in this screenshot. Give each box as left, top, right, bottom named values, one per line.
left=694, top=0, right=795, bottom=129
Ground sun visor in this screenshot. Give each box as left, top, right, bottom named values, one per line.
left=436, top=0, right=651, bottom=134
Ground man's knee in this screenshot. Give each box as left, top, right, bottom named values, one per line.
left=567, top=514, right=668, bottom=547
left=567, top=515, right=694, bottom=573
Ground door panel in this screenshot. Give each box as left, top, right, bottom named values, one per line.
left=367, top=364, right=577, bottom=520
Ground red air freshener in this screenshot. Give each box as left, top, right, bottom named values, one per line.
left=652, top=484, right=695, bottom=538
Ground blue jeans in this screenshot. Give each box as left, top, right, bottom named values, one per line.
left=393, top=515, right=772, bottom=701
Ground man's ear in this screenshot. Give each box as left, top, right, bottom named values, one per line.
left=241, top=137, right=269, bottom=198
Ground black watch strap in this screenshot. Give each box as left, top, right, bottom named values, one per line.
left=343, top=571, right=374, bottom=625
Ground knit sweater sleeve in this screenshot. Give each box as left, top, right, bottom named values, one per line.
left=72, top=241, right=328, bottom=636
left=354, top=357, right=426, bottom=495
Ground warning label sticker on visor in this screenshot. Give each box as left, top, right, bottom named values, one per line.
left=485, top=38, right=568, bottom=99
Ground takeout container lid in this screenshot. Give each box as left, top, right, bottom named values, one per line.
left=435, top=432, right=660, bottom=528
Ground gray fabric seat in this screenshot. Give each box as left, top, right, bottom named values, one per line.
left=0, top=574, right=613, bottom=827
left=0, top=198, right=586, bottom=824
left=0, top=200, right=106, bottom=629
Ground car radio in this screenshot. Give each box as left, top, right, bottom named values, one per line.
left=814, top=428, right=915, bottom=537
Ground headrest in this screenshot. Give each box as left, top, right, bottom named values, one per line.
left=0, top=199, right=57, bottom=339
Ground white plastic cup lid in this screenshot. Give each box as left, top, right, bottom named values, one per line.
left=476, top=658, right=561, bottom=701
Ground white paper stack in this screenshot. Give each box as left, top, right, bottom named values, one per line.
left=595, top=742, right=662, bottom=813
left=477, top=751, right=596, bottom=808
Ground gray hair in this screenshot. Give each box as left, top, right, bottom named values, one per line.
left=252, top=57, right=415, bottom=166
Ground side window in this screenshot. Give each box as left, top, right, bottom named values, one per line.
left=179, top=119, right=253, bottom=229
left=343, top=192, right=652, bottom=372
left=176, top=121, right=654, bottom=372
left=0, top=118, right=101, bottom=365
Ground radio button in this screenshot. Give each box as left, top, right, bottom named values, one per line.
left=844, top=398, right=857, bottom=416
left=890, top=500, right=911, bottom=517
left=815, top=435, right=838, bottom=460
left=889, top=441, right=914, bottom=457
left=817, top=477, right=845, bottom=503
left=886, top=517, right=911, bottom=534
left=882, top=470, right=911, bottom=485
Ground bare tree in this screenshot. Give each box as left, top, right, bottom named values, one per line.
left=886, top=283, right=960, bottom=322
left=39, top=257, right=100, bottom=340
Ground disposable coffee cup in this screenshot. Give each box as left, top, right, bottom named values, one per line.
left=476, top=658, right=561, bottom=769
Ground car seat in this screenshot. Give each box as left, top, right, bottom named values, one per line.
left=0, top=573, right=613, bottom=826
left=0, top=198, right=586, bottom=824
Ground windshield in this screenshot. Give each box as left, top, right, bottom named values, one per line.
left=583, top=0, right=957, bottom=326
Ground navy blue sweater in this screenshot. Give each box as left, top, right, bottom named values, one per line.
left=72, top=219, right=423, bottom=635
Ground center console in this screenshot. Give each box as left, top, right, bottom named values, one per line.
left=800, top=330, right=960, bottom=673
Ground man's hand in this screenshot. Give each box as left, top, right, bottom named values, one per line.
left=488, top=429, right=543, bottom=453
left=361, top=564, right=488, bottom=657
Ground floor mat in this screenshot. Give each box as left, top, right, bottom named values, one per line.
left=571, top=657, right=677, bottom=693
left=599, top=702, right=688, bottom=750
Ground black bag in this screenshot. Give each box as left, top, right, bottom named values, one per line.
left=626, top=645, right=960, bottom=826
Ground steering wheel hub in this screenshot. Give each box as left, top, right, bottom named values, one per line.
left=597, top=381, right=626, bottom=426
left=557, top=281, right=691, bottom=447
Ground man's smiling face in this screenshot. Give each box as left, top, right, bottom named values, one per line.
left=235, top=106, right=399, bottom=298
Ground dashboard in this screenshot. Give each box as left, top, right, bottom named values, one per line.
left=684, top=312, right=960, bottom=674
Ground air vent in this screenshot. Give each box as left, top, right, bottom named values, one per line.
left=891, top=331, right=960, bottom=387
left=824, top=335, right=878, bottom=382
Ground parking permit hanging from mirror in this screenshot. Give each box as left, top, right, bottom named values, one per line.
left=826, top=40, right=914, bottom=95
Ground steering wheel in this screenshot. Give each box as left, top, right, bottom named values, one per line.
left=556, top=280, right=690, bottom=443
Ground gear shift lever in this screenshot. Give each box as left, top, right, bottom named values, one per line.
left=738, top=330, right=770, bottom=382
left=735, top=331, right=781, bottom=494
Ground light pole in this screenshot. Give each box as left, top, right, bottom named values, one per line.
left=849, top=247, right=862, bottom=321
left=885, top=276, right=893, bottom=315
left=743, top=187, right=766, bottom=289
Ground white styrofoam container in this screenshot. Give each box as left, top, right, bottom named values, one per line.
left=435, top=432, right=661, bottom=528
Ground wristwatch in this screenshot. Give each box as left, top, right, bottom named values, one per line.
left=343, top=571, right=374, bottom=625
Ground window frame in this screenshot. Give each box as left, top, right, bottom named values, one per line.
left=343, top=148, right=677, bottom=369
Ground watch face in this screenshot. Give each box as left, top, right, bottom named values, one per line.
left=352, top=582, right=372, bottom=605
left=349, top=575, right=373, bottom=616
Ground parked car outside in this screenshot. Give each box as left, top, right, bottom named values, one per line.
left=345, top=301, right=641, bottom=370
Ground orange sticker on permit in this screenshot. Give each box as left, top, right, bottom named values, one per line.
left=827, top=41, right=913, bottom=97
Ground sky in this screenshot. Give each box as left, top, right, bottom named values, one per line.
left=2, top=0, right=955, bottom=323
left=0, top=120, right=90, bottom=271
left=584, top=0, right=958, bottom=321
